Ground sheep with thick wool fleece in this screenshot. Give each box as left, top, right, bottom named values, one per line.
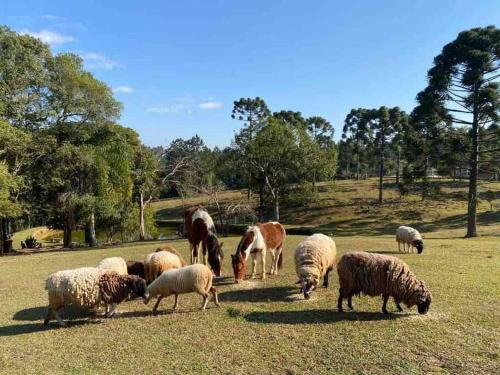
left=44, top=267, right=147, bottom=327
left=337, top=251, right=432, bottom=314
left=396, top=226, right=424, bottom=253
left=98, top=257, right=128, bottom=275
left=144, top=264, right=220, bottom=313
left=145, top=249, right=185, bottom=284
left=294, top=234, right=337, bottom=300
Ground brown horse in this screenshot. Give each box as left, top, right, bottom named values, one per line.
left=231, top=222, right=285, bottom=283
left=185, top=206, right=224, bottom=277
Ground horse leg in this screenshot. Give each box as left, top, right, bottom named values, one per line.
left=190, top=243, right=194, bottom=264
left=269, top=250, right=276, bottom=275
left=250, top=253, right=257, bottom=279
left=261, top=250, right=266, bottom=280
left=202, top=240, right=208, bottom=266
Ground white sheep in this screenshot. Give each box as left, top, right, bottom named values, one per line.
left=44, top=267, right=147, bottom=327
left=144, top=264, right=220, bottom=314
left=396, top=226, right=424, bottom=254
left=98, top=257, right=128, bottom=275
left=145, top=250, right=186, bottom=284
left=294, top=233, right=337, bottom=299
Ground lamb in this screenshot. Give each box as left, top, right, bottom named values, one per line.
left=396, top=226, right=424, bottom=254
left=294, top=233, right=337, bottom=300
left=337, top=252, right=432, bottom=314
left=144, top=264, right=220, bottom=314
left=126, top=260, right=146, bottom=279
left=98, top=257, right=128, bottom=275
left=155, top=244, right=187, bottom=263
left=145, top=248, right=186, bottom=284
left=44, top=267, right=147, bottom=327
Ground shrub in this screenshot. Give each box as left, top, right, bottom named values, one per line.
left=21, top=236, right=41, bottom=249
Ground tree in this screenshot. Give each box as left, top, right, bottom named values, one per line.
left=134, top=146, right=160, bottom=240
left=342, top=109, right=372, bottom=180
left=0, top=26, right=51, bottom=131
left=232, top=97, right=270, bottom=199
left=247, top=117, right=300, bottom=220
left=423, top=26, right=499, bottom=237
left=369, top=107, right=406, bottom=203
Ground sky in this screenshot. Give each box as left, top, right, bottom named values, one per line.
left=2, top=1, right=499, bottom=148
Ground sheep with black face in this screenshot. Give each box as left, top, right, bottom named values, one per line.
left=396, top=226, right=424, bottom=254
left=337, top=252, right=432, bottom=314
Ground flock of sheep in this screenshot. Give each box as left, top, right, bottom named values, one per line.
left=43, top=224, right=431, bottom=327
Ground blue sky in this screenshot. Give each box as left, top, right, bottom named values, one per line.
left=3, top=1, right=499, bottom=147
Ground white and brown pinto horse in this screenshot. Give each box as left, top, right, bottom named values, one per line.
left=231, top=222, right=286, bottom=282
left=184, top=206, right=224, bottom=276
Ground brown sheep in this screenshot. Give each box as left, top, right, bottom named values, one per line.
left=126, top=260, right=146, bottom=279
left=145, top=249, right=185, bottom=284
left=337, top=252, right=432, bottom=314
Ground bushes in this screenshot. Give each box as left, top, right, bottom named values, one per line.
left=21, top=235, right=41, bottom=249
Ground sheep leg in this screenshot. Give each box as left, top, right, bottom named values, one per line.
left=172, top=294, right=179, bottom=311
left=105, top=303, right=118, bottom=318
left=261, top=251, right=266, bottom=280
left=250, top=253, right=257, bottom=279
left=398, top=241, right=401, bottom=252
left=323, top=268, right=332, bottom=288
left=382, top=295, right=389, bottom=314
left=337, top=289, right=344, bottom=312
left=53, top=309, right=66, bottom=327
left=210, top=287, right=220, bottom=307
left=200, top=293, right=209, bottom=310
left=395, top=300, right=403, bottom=312
left=43, top=307, right=53, bottom=325
left=152, top=296, right=164, bottom=315
left=347, top=296, right=353, bottom=310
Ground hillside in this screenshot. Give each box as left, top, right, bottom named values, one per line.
left=152, top=178, right=500, bottom=238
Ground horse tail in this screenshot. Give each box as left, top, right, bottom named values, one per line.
left=278, top=248, right=284, bottom=269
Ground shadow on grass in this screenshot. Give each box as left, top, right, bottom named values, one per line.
left=13, top=305, right=94, bottom=322
left=244, top=309, right=410, bottom=324
left=213, top=276, right=236, bottom=286
left=0, top=319, right=101, bottom=336
left=219, top=286, right=297, bottom=303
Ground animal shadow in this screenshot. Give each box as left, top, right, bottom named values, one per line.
left=13, top=305, right=93, bottom=322
left=244, top=309, right=411, bottom=324
left=219, top=286, right=297, bottom=303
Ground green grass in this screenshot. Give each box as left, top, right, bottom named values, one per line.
left=0, top=232, right=499, bottom=374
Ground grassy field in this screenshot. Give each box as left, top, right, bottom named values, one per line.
left=0, top=232, right=499, bottom=374
left=1, top=179, right=499, bottom=374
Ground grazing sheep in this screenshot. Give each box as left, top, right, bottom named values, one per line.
left=98, top=257, right=128, bottom=275
left=145, top=249, right=185, bottom=284
left=337, top=252, right=432, bottom=314
left=396, top=226, right=424, bottom=254
left=44, top=267, right=147, bottom=327
left=144, top=264, right=220, bottom=314
left=294, top=234, right=337, bottom=300
left=126, top=260, right=146, bottom=279
left=155, top=244, right=187, bottom=265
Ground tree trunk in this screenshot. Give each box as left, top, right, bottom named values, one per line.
left=356, top=153, right=360, bottom=180
left=422, top=156, right=429, bottom=201
left=85, top=212, right=97, bottom=247
left=466, top=98, right=479, bottom=238
left=63, top=228, right=72, bottom=248
left=258, top=181, right=265, bottom=221
left=378, top=143, right=384, bottom=204
left=395, top=148, right=400, bottom=184
left=274, top=189, right=280, bottom=221
left=139, top=191, right=146, bottom=241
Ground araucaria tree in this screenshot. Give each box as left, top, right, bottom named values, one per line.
left=422, top=26, right=499, bottom=237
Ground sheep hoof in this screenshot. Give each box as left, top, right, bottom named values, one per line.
left=382, top=309, right=389, bottom=315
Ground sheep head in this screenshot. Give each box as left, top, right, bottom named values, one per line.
left=298, top=275, right=319, bottom=300
left=416, top=281, right=432, bottom=314
left=413, top=240, right=424, bottom=254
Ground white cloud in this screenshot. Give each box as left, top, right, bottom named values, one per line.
left=147, top=103, right=191, bottom=113
left=41, top=14, right=59, bottom=20
left=199, top=101, right=222, bottom=109
left=82, top=52, right=119, bottom=70
left=113, top=86, right=134, bottom=94
left=20, top=29, right=74, bottom=47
